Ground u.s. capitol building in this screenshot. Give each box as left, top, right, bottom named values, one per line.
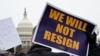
left=17, top=8, right=33, bottom=53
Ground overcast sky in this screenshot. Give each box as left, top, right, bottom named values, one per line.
left=0, top=0, right=100, bottom=27
left=0, top=0, right=100, bottom=54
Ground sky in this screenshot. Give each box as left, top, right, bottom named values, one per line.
left=0, top=0, right=100, bottom=54
left=0, top=0, right=100, bottom=27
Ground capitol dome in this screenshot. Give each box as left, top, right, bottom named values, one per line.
left=17, top=8, right=33, bottom=36
left=17, top=8, right=33, bottom=53
left=18, top=17, right=33, bottom=28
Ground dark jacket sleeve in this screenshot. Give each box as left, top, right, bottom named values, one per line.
left=86, top=32, right=97, bottom=48
left=85, top=32, right=100, bottom=56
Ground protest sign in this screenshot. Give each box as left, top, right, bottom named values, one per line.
left=33, top=4, right=96, bottom=56
left=0, top=18, right=22, bottom=50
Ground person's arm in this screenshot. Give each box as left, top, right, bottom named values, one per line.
left=86, top=32, right=97, bottom=48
